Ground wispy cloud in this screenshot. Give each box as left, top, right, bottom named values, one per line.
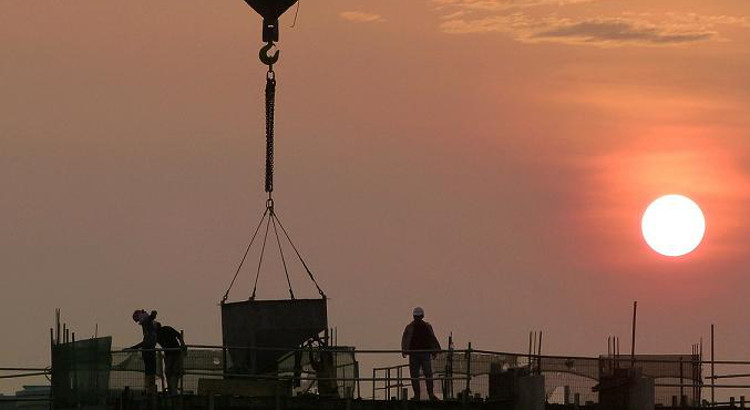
left=433, top=0, right=749, bottom=47
left=439, top=12, right=749, bottom=47
left=434, top=0, right=595, bottom=11
left=530, top=18, right=713, bottom=45
left=339, top=11, right=385, bottom=23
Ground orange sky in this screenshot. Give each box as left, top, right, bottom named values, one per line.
left=0, top=0, right=748, bottom=393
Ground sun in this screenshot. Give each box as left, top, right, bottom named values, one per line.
left=641, top=195, right=706, bottom=257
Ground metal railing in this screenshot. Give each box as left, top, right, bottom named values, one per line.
left=41, top=343, right=750, bottom=407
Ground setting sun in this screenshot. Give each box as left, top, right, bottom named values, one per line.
left=641, top=195, right=706, bottom=257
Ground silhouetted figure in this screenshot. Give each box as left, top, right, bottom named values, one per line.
left=155, top=322, right=186, bottom=396
left=130, top=309, right=158, bottom=395
left=401, top=307, right=441, bottom=401
left=309, top=346, right=339, bottom=399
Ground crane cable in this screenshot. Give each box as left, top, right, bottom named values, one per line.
left=221, top=41, right=326, bottom=303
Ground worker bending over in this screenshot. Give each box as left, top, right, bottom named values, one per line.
left=130, top=309, right=158, bottom=395
left=155, top=322, right=186, bottom=396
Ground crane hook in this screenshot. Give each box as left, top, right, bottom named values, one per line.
left=259, top=42, right=280, bottom=66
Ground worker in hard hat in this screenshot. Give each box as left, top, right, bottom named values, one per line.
left=129, top=309, right=158, bottom=395
left=154, top=321, right=186, bottom=396
left=401, top=307, right=441, bottom=401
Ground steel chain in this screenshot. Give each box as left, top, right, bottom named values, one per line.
left=265, top=69, right=276, bottom=193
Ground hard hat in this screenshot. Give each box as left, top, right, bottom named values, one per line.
left=132, top=310, right=144, bottom=322
left=413, top=307, right=424, bottom=317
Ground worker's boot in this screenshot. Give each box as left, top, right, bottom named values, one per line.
left=144, top=375, right=157, bottom=395
left=427, top=381, right=439, bottom=401
left=167, top=376, right=179, bottom=396
left=411, top=383, right=421, bottom=401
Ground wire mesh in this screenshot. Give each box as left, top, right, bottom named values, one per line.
left=51, top=345, right=710, bottom=408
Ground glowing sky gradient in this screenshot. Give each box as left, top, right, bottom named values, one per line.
left=1, top=0, right=748, bottom=393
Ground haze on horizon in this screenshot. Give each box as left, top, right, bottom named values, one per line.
left=1, top=0, right=748, bottom=393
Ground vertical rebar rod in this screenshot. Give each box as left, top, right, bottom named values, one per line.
left=48, top=328, right=54, bottom=410
left=385, top=368, right=391, bottom=400
left=355, top=348, right=362, bottom=399
left=617, top=337, right=620, bottom=358
left=397, top=366, right=401, bottom=400
left=679, top=356, right=684, bottom=405
left=448, top=333, right=454, bottom=400
left=616, top=336, right=620, bottom=369
left=465, top=342, right=472, bottom=395
left=180, top=330, right=185, bottom=410
left=222, top=344, right=228, bottom=375
left=71, top=333, right=77, bottom=405
left=55, top=309, right=60, bottom=345
left=700, top=338, right=704, bottom=405
left=711, top=324, right=715, bottom=407
left=537, top=332, right=543, bottom=375
left=528, top=332, right=533, bottom=368
left=695, top=344, right=699, bottom=405
left=691, top=344, right=695, bottom=405
left=631, top=301, right=637, bottom=365
left=614, top=336, right=618, bottom=369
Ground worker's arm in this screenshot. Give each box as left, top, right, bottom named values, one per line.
left=178, top=332, right=187, bottom=351
left=129, top=342, right=144, bottom=350
left=401, top=324, right=413, bottom=357
left=308, top=349, right=320, bottom=371
left=426, top=323, right=441, bottom=356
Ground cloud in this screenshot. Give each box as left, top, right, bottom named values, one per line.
left=628, top=12, right=750, bottom=28
left=531, top=18, right=715, bottom=45
left=434, top=0, right=595, bottom=11
left=339, top=11, right=385, bottom=23
left=433, top=0, right=749, bottom=47
left=440, top=14, right=728, bottom=46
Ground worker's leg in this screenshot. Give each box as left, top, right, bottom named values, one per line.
left=164, top=353, right=178, bottom=396
left=143, top=351, right=157, bottom=395
left=423, top=356, right=437, bottom=400
left=166, top=376, right=179, bottom=396
left=408, top=354, right=422, bottom=400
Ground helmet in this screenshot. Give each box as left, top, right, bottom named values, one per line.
left=413, top=307, right=424, bottom=317
left=132, top=309, right=146, bottom=323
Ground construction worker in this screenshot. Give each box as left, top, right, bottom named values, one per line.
left=130, top=309, right=158, bottom=395
left=154, top=321, right=186, bottom=396
left=308, top=337, right=339, bottom=399
left=401, top=307, right=441, bottom=401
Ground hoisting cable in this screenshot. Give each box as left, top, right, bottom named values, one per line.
left=271, top=212, right=295, bottom=299
left=221, top=208, right=269, bottom=303
left=273, top=210, right=327, bottom=299
left=290, top=1, right=302, bottom=28
left=250, top=213, right=273, bottom=300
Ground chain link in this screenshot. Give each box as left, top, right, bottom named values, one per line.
left=265, top=69, right=276, bottom=193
